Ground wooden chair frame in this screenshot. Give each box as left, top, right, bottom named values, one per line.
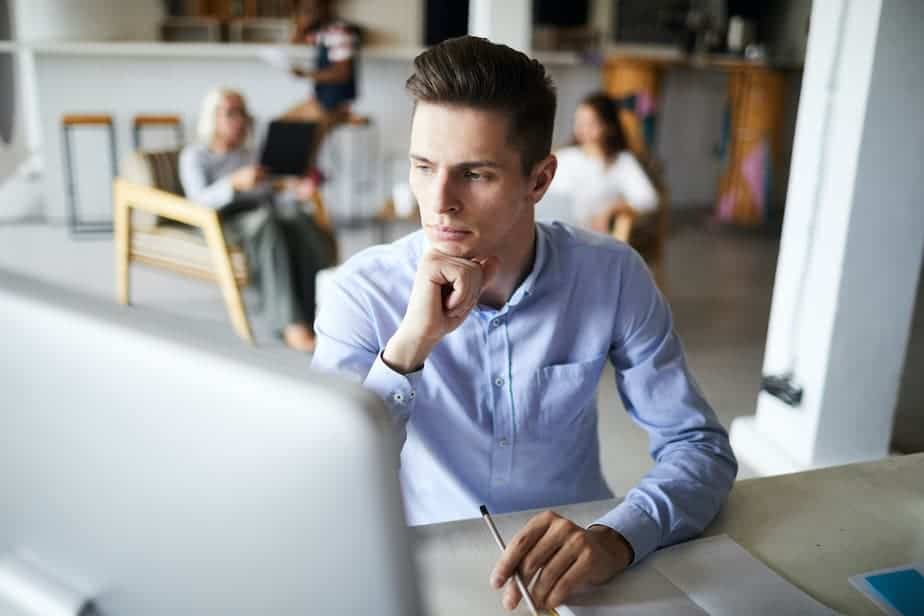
left=114, top=177, right=335, bottom=345
left=610, top=165, right=670, bottom=290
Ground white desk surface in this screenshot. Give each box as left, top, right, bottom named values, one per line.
left=412, top=453, right=924, bottom=615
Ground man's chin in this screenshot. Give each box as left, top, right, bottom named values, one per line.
left=426, top=234, right=478, bottom=259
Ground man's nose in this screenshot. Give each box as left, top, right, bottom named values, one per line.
left=431, top=171, right=460, bottom=214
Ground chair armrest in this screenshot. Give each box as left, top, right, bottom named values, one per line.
left=309, top=192, right=334, bottom=235
left=113, top=178, right=217, bottom=229
left=611, top=210, right=636, bottom=243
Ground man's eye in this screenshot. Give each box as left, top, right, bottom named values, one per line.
left=414, top=165, right=432, bottom=174
left=464, top=170, right=482, bottom=180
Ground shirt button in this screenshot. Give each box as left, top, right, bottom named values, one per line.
left=494, top=377, right=505, bottom=387
left=491, top=318, right=503, bottom=328
left=498, top=438, right=509, bottom=447
left=393, top=392, right=405, bottom=403
left=409, top=391, right=416, bottom=399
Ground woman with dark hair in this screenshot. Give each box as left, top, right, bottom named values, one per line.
left=548, top=91, right=658, bottom=233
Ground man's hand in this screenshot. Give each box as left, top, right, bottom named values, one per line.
left=383, top=248, right=498, bottom=373
left=490, top=511, right=634, bottom=611
left=230, top=165, right=265, bottom=192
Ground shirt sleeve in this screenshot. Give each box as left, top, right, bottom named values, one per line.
left=178, top=145, right=234, bottom=209
left=594, top=249, right=738, bottom=565
left=311, top=273, right=422, bottom=449
left=613, top=152, right=658, bottom=214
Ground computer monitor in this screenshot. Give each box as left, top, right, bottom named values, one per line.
left=0, top=270, right=421, bottom=615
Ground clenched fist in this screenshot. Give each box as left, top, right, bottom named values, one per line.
left=383, top=248, right=499, bottom=373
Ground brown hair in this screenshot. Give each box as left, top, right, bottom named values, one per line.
left=405, top=36, right=557, bottom=175
left=575, top=91, right=629, bottom=159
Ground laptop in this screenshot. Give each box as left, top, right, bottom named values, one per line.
left=258, top=120, right=317, bottom=177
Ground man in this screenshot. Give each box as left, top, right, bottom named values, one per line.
left=312, top=36, right=737, bottom=611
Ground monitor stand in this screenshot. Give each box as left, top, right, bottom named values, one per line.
left=0, top=554, right=95, bottom=616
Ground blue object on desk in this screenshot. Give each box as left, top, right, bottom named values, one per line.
left=866, top=568, right=924, bottom=616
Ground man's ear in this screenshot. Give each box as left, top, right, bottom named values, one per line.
left=528, top=154, right=557, bottom=204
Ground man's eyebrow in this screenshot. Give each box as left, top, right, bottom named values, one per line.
left=409, top=154, right=501, bottom=169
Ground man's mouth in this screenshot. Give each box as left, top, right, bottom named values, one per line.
left=429, top=224, right=472, bottom=240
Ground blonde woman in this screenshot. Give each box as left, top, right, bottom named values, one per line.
left=179, top=88, right=335, bottom=352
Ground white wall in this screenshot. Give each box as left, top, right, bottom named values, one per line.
left=653, top=68, right=727, bottom=210
left=13, top=0, right=162, bottom=42
left=469, top=0, right=532, bottom=53
left=338, top=0, right=423, bottom=47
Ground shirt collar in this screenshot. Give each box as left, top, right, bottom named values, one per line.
left=507, top=223, right=552, bottom=307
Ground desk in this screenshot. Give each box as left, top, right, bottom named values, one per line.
left=412, top=453, right=924, bottom=615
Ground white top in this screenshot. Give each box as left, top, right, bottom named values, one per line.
left=548, top=146, right=658, bottom=226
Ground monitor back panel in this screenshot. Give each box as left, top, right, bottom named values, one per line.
left=0, top=270, right=420, bottom=615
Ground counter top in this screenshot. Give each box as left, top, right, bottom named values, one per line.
left=413, top=453, right=924, bottom=615
left=603, top=43, right=803, bottom=71
left=23, top=39, right=586, bottom=66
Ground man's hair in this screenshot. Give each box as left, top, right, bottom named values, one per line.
left=405, top=36, right=557, bottom=175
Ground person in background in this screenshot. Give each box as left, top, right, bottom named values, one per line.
left=548, top=91, right=658, bottom=234
left=179, top=88, right=335, bottom=352
left=284, top=0, right=360, bottom=134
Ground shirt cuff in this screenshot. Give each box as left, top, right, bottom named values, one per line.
left=363, top=352, right=423, bottom=420
left=591, top=500, right=662, bottom=566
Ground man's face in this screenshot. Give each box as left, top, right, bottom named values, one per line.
left=409, top=102, right=549, bottom=259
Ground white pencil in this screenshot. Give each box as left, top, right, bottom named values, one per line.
left=480, top=505, right=541, bottom=616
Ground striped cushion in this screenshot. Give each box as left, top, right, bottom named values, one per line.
left=144, top=150, right=184, bottom=196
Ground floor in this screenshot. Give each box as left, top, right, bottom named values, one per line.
left=0, top=212, right=777, bottom=493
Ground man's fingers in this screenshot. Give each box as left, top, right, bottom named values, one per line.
left=544, top=550, right=592, bottom=608
left=520, top=518, right=573, bottom=580
left=530, top=532, right=583, bottom=606
left=441, top=262, right=482, bottom=316
left=491, top=512, right=556, bottom=588
left=502, top=578, right=521, bottom=611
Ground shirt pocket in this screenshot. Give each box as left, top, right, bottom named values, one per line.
left=531, top=355, right=608, bottom=436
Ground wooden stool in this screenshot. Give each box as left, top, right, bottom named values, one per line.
left=61, top=114, right=117, bottom=235
left=132, top=114, right=184, bottom=150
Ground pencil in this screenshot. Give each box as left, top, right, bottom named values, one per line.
left=479, top=505, right=541, bottom=616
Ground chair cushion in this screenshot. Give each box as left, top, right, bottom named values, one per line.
left=131, top=225, right=248, bottom=284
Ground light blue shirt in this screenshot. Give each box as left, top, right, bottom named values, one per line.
left=312, top=222, right=737, bottom=564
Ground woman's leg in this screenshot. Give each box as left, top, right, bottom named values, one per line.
left=226, top=208, right=312, bottom=348
left=280, top=98, right=325, bottom=122
left=279, top=211, right=337, bottom=329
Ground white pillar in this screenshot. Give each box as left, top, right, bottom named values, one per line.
left=468, top=0, right=532, bottom=53
left=731, top=0, right=924, bottom=474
